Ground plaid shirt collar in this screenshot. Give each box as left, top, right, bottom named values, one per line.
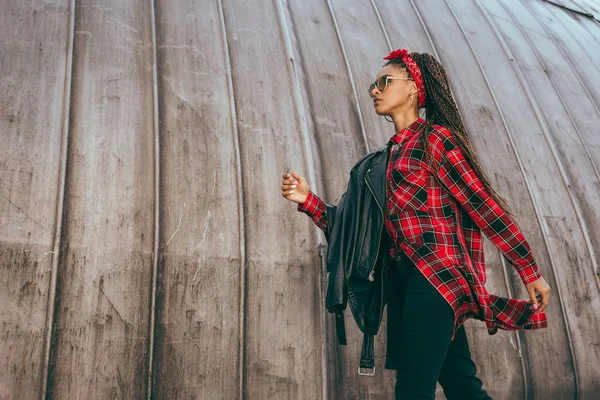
left=388, top=117, right=426, bottom=146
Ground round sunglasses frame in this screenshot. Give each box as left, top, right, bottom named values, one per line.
left=368, top=75, right=413, bottom=98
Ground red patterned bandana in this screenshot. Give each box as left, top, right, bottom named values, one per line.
left=383, top=49, right=426, bottom=108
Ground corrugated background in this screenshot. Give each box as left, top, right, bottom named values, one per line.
left=1, top=0, right=599, bottom=398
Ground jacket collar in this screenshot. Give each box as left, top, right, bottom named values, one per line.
left=387, top=117, right=426, bottom=146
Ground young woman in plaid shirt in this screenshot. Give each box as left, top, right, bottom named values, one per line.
left=282, top=49, right=551, bottom=399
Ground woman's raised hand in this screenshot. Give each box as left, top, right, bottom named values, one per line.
left=281, top=170, right=310, bottom=204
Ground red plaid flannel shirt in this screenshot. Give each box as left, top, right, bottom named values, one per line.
left=298, top=117, right=547, bottom=339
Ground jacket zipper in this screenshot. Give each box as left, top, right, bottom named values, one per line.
left=364, top=169, right=387, bottom=328
left=364, top=169, right=383, bottom=280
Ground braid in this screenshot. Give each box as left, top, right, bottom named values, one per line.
left=385, top=53, right=516, bottom=219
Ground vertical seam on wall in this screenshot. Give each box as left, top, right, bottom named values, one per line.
left=549, top=2, right=600, bottom=60
left=274, top=0, right=328, bottom=398
left=409, top=0, right=461, bottom=114
left=370, top=0, right=392, bottom=51
left=525, top=1, right=600, bottom=122
left=146, top=0, right=160, bottom=398
left=493, top=2, right=560, bottom=391
left=324, top=0, right=370, bottom=153
left=408, top=0, right=441, bottom=63
left=216, top=0, right=247, bottom=398
left=275, top=0, right=320, bottom=229
left=40, top=0, right=76, bottom=398
left=578, top=19, right=600, bottom=46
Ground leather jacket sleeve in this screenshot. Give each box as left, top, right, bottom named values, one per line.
left=297, top=190, right=347, bottom=242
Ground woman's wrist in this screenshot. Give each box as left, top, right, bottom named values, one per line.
left=297, top=191, right=310, bottom=204
left=297, top=191, right=315, bottom=212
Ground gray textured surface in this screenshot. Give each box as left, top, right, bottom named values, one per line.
left=1, top=0, right=599, bottom=398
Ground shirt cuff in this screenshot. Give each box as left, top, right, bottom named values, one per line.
left=297, top=191, right=318, bottom=216
left=517, top=262, right=542, bottom=285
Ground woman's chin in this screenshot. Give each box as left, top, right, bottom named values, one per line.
left=373, top=106, right=386, bottom=115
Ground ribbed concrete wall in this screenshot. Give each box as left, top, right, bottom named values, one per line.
left=1, top=0, right=599, bottom=398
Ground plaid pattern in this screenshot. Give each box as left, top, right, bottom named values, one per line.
left=297, top=191, right=329, bottom=233
left=298, top=117, right=547, bottom=339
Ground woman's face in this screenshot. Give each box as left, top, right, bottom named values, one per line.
left=370, top=65, right=416, bottom=116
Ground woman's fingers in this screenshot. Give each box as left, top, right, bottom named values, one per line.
left=281, top=172, right=296, bottom=198
left=281, top=172, right=299, bottom=186
left=281, top=171, right=307, bottom=203
left=291, top=170, right=303, bottom=183
left=526, top=277, right=551, bottom=313
left=539, top=286, right=551, bottom=313
left=527, top=286, right=539, bottom=309
left=282, top=172, right=298, bottom=180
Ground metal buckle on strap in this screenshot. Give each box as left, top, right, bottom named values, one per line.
left=357, top=366, right=375, bottom=376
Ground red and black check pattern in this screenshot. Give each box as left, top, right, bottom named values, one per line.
left=297, top=190, right=329, bottom=233
left=298, top=117, right=547, bottom=339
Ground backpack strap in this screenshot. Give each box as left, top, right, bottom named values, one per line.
left=358, top=334, right=375, bottom=376
left=334, top=309, right=347, bottom=345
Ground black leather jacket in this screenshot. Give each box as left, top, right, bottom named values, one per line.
left=322, top=143, right=394, bottom=371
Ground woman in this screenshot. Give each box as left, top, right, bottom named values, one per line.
left=281, top=49, right=551, bottom=399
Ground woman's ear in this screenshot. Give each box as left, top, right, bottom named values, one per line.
left=410, top=80, right=418, bottom=93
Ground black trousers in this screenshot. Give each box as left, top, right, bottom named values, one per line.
left=389, top=255, right=493, bottom=400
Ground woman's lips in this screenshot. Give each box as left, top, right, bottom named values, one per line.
left=374, top=99, right=382, bottom=106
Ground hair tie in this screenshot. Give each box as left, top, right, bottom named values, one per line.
left=383, top=49, right=426, bottom=108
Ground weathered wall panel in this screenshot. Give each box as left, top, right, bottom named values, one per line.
left=220, top=0, right=324, bottom=398
left=47, top=1, right=156, bottom=398
left=151, top=0, right=242, bottom=398
left=0, top=0, right=69, bottom=398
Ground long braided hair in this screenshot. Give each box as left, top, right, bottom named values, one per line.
left=384, top=52, right=516, bottom=218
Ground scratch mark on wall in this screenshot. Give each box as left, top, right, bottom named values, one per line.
left=197, top=210, right=212, bottom=249
left=164, top=214, right=183, bottom=248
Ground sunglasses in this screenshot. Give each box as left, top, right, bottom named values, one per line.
left=368, top=75, right=413, bottom=98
